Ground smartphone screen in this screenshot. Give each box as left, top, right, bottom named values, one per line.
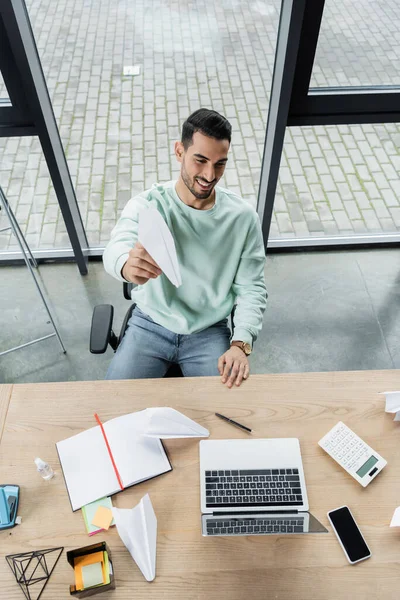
left=328, top=506, right=370, bottom=563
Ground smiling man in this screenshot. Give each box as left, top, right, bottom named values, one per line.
left=103, top=108, right=267, bottom=387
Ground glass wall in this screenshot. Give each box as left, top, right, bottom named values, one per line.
left=311, top=0, right=400, bottom=87
left=268, top=0, right=400, bottom=244
left=269, top=123, right=400, bottom=241
left=0, top=72, right=9, bottom=99
left=0, top=0, right=281, bottom=257
left=2, top=0, right=399, bottom=255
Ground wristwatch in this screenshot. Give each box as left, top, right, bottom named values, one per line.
left=230, top=340, right=252, bottom=356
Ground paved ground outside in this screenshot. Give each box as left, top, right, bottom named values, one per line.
left=0, top=0, right=399, bottom=252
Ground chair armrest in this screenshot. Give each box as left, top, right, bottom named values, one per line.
left=123, top=282, right=134, bottom=300
left=118, top=303, right=136, bottom=346
left=90, top=304, right=116, bottom=354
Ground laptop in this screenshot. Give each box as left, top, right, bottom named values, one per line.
left=200, top=438, right=328, bottom=537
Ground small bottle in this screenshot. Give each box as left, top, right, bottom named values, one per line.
left=34, top=457, right=55, bottom=480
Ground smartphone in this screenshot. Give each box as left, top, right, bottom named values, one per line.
left=327, top=506, right=371, bottom=564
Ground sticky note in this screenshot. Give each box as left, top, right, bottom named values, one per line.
left=91, top=506, right=113, bottom=530
left=74, top=551, right=104, bottom=568
left=74, top=551, right=105, bottom=590
left=81, top=497, right=114, bottom=535
left=103, top=551, right=110, bottom=584
left=81, top=562, right=104, bottom=588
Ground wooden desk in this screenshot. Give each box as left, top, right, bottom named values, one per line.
left=1, top=372, right=400, bottom=600
left=0, top=384, right=12, bottom=444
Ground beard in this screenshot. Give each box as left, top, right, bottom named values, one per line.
left=181, top=159, right=216, bottom=199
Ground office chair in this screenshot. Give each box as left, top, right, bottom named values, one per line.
left=90, top=282, right=236, bottom=378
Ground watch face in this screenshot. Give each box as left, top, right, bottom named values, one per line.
left=243, top=343, right=252, bottom=355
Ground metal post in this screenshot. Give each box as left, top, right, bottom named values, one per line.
left=1, top=207, right=38, bottom=267
left=0, top=187, right=66, bottom=355
left=257, top=0, right=307, bottom=250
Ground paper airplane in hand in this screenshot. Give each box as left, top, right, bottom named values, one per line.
left=141, top=407, right=210, bottom=439
left=112, top=494, right=157, bottom=582
left=381, top=391, right=400, bottom=421
left=138, top=207, right=182, bottom=287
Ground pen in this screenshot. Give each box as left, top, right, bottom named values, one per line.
left=215, top=412, right=252, bottom=433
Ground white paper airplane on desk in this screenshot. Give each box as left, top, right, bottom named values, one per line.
left=141, top=407, right=210, bottom=439
left=112, top=494, right=157, bottom=581
left=381, top=391, right=400, bottom=421
left=390, top=506, right=400, bottom=527
left=138, top=206, right=182, bottom=287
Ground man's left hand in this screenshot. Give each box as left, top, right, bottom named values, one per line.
left=218, top=346, right=250, bottom=388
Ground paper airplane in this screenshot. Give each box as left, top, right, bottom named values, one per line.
left=138, top=207, right=182, bottom=287
left=112, top=494, right=157, bottom=582
left=390, top=506, right=400, bottom=527
left=380, top=391, right=400, bottom=421
left=141, top=407, right=210, bottom=439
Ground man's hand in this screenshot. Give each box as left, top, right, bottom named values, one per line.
left=122, top=242, right=162, bottom=285
left=218, top=346, right=250, bottom=388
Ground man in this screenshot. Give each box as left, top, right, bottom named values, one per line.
left=103, top=108, right=267, bottom=388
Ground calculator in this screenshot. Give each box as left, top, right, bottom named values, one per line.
left=318, top=422, right=387, bottom=487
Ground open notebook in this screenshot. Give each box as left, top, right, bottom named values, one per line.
left=57, top=407, right=209, bottom=511
left=56, top=411, right=172, bottom=511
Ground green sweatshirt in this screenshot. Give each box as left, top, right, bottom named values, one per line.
left=103, top=180, right=267, bottom=346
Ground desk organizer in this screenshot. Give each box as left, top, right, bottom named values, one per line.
left=67, top=541, right=115, bottom=598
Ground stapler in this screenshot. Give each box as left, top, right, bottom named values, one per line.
left=0, top=485, right=20, bottom=530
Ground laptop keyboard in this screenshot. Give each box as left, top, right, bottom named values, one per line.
left=205, top=468, right=303, bottom=507
left=205, top=516, right=305, bottom=536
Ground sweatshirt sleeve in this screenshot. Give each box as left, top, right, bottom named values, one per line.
left=102, top=193, right=149, bottom=282
left=231, top=213, right=267, bottom=346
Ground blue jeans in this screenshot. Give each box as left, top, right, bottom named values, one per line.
left=106, top=306, right=231, bottom=379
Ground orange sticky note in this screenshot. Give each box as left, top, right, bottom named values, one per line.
left=91, top=506, right=113, bottom=530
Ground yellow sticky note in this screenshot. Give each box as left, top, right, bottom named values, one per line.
left=91, top=506, right=113, bottom=530
left=74, top=551, right=104, bottom=591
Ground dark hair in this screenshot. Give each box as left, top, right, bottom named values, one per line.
left=181, top=108, right=232, bottom=149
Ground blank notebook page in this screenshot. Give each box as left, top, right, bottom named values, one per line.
left=57, top=425, right=118, bottom=511
left=104, top=412, right=171, bottom=486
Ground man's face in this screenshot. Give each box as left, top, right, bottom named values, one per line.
left=175, top=131, right=230, bottom=200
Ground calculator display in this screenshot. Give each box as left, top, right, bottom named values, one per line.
left=356, top=456, right=378, bottom=478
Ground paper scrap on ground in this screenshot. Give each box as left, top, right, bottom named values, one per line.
left=138, top=207, right=182, bottom=287
left=390, top=506, right=400, bottom=527
left=112, top=493, right=157, bottom=582
left=81, top=562, right=104, bottom=588
left=141, top=407, right=210, bottom=439
left=92, top=506, right=113, bottom=530
left=381, top=391, right=400, bottom=421
left=123, top=65, right=141, bottom=76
